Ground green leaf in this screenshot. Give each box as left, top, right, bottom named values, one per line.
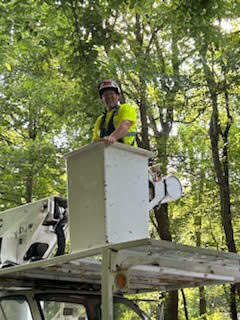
left=5, top=63, right=11, bottom=71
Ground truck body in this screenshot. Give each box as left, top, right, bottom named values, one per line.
left=0, top=237, right=240, bottom=319
left=0, top=288, right=149, bottom=319
left=0, top=143, right=240, bottom=319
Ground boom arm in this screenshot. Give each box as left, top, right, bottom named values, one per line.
left=0, top=176, right=182, bottom=268
left=0, top=197, right=68, bottom=267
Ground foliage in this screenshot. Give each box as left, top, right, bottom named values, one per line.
left=0, top=0, right=240, bottom=318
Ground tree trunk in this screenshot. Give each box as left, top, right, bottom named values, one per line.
left=230, top=285, right=238, bottom=320
left=199, top=287, right=207, bottom=320
left=154, top=128, right=178, bottom=320
left=201, top=47, right=236, bottom=254
left=165, top=290, right=178, bottom=320
left=209, top=108, right=236, bottom=253
left=154, top=203, right=172, bottom=241
left=26, top=110, right=36, bottom=203
left=196, top=216, right=207, bottom=319
left=139, top=83, right=150, bottom=150
left=201, top=47, right=239, bottom=314
left=195, top=175, right=207, bottom=319
left=25, top=174, right=33, bottom=203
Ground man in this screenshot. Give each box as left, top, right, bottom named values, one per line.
left=92, top=80, right=137, bottom=146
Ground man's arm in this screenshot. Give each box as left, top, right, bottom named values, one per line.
left=103, top=120, right=132, bottom=146
left=92, top=116, right=101, bottom=142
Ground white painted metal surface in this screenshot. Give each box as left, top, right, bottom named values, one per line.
left=0, top=197, right=68, bottom=266
left=148, top=175, right=182, bottom=209
left=1, top=238, right=239, bottom=320
left=65, top=142, right=154, bottom=251
left=0, top=239, right=240, bottom=293
left=161, top=176, right=182, bottom=203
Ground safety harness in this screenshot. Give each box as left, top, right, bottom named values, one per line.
left=99, top=105, right=136, bottom=145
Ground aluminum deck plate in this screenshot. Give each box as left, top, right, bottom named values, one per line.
left=0, top=238, right=239, bottom=293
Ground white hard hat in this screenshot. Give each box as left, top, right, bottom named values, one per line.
left=98, top=80, right=121, bottom=97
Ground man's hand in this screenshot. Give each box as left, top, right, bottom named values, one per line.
left=103, top=136, right=116, bottom=146
left=101, top=120, right=132, bottom=146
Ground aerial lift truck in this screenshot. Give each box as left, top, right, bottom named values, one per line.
left=0, top=142, right=239, bottom=320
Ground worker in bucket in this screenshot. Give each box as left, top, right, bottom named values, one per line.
left=92, top=80, right=137, bottom=146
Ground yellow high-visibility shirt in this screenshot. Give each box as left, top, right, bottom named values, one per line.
left=92, top=103, right=137, bottom=146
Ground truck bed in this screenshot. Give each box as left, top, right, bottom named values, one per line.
left=0, top=238, right=239, bottom=294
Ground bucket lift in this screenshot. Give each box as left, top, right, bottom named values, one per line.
left=0, top=143, right=240, bottom=320
left=0, top=142, right=181, bottom=266
left=65, top=142, right=182, bottom=251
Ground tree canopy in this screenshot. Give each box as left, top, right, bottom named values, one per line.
left=0, top=0, right=240, bottom=318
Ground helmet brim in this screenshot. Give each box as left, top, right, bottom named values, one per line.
left=99, top=87, right=119, bottom=98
